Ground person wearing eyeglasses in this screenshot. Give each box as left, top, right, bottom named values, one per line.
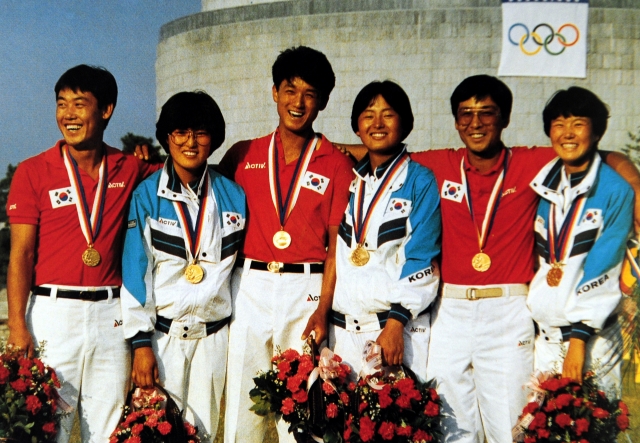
left=120, top=91, right=246, bottom=442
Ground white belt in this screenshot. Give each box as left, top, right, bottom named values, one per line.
left=441, top=283, right=528, bottom=300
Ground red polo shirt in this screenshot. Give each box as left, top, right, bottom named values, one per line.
left=218, top=131, right=354, bottom=263
left=7, top=141, right=158, bottom=287
left=411, top=146, right=555, bottom=285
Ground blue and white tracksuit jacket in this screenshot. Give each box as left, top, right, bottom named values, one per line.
left=333, top=149, right=441, bottom=326
left=121, top=161, right=246, bottom=347
left=528, top=154, right=633, bottom=341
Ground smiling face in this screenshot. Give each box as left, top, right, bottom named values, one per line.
left=56, top=88, right=113, bottom=151
left=454, top=96, right=506, bottom=159
left=549, top=115, right=599, bottom=174
left=167, top=128, right=211, bottom=185
left=356, top=95, right=404, bottom=159
left=272, top=77, right=322, bottom=137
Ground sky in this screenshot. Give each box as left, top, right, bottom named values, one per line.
left=0, top=0, right=201, bottom=176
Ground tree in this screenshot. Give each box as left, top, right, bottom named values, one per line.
left=120, top=132, right=166, bottom=163
left=623, top=126, right=640, bottom=167
left=0, top=164, right=15, bottom=287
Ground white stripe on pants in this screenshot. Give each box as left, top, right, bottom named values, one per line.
left=28, top=294, right=130, bottom=443
left=426, top=295, right=534, bottom=443
left=152, top=325, right=228, bottom=442
left=224, top=266, right=322, bottom=443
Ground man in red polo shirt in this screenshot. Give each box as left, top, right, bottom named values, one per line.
left=217, top=46, right=353, bottom=443
left=5, top=65, right=157, bottom=443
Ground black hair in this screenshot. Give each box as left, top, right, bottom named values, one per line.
left=55, top=65, right=118, bottom=127
left=272, top=46, right=335, bottom=109
left=156, top=91, right=225, bottom=156
left=542, top=86, right=609, bottom=138
left=350, top=81, right=414, bottom=141
left=450, top=75, right=512, bottom=125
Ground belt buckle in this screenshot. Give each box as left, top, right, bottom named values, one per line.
left=267, top=261, right=284, bottom=273
left=466, top=288, right=478, bottom=301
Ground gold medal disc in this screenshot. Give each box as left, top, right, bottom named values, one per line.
left=349, top=245, right=370, bottom=267
left=471, top=252, right=491, bottom=272
left=546, top=265, right=563, bottom=287
left=82, top=247, right=101, bottom=267
left=185, top=263, right=205, bottom=284
left=273, top=230, right=292, bottom=249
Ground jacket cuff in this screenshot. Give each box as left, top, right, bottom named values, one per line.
left=570, top=322, right=595, bottom=342
left=130, top=331, right=153, bottom=350
left=388, top=304, right=412, bottom=326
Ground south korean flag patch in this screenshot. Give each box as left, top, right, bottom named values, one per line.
left=49, top=187, right=76, bottom=208
left=580, top=209, right=601, bottom=226
left=386, top=198, right=411, bottom=215
left=441, top=180, right=465, bottom=203
left=224, top=211, right=244, bottom=228
left=302, top=171, right=329, bottom=195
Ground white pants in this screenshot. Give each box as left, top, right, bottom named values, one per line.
left=224, top=264, right=322, bottom=443
left=426, top=295, right=534, bottom=443
left=28, top=293, right=130, bottom=443
left=329, top=313, right=430, bottom=382
left=152, top=324, right=228, bottom=443
left=534, top=321, right=622, bottom=398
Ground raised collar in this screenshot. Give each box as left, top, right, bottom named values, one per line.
left=530, top=152, right=601, bottom=204
left=159, top=158, right=208, bottom=200
left=353, top=145, right=408, bottom=180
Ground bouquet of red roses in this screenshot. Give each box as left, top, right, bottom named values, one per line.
left=344, top=342, right=442, bottom=443
left=0, top=343, right=62, bottom=443
left=250, top=345, right=352, bottom=442
left=513, top=372, right=629, bottom=443
left=109, top=387, right=200, bottom=443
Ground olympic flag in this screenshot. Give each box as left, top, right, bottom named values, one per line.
left=498, top=0, right=588, bottom=78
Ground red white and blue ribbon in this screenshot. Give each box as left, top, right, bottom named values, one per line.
left=352, top=152, right=409, bottom=247
left=548, top=194, right=586, bottom=265
left=172, top=174, right=211, bottom=262
left=268, top=131, right=318, bottom=228
left=459, top=152, right=509, bottom=253
left=61, top=145, right=108, bottom=248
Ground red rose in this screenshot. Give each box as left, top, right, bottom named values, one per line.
left=281, top=349, right=300, bottom=361
left=348, top=382, right=356, bottom=391
left=146, top=415, right=158, bottom=428
left=297, top=357, right=315, bottom=377
left=184, top=422, right=197, bottom=436
left=287, top=374, right=304, bottom=393
left=378, top=421, right=395, bottom=440
left=592, top=408, right=610, bottom=419
left=359, top=401, right=368, bottom=413
left=619, top=401, right=629, bottom=416
left=573, top=397, right=583, bottom=407
left=326, top=403, right=338, bottom=418
left=281, top=397, right=295, bottom=415
left=412, top=429, right=433, bottom=442
left=424, top=401, right=440, bottom=417
left=34, top=358, right=45, bottom=375
left=555, top=413, right=572, bottom=428
left=378, top=391, right=393, bottom=409
left=523, top=401, right=539, bottom=415
left=131, top=423, right=144, bottom=435
left=0, top=365, right=10, bottom=384
left=128, top=436, right=141, bottom=443
left=558, top=377, right=572, bottom=388
left=429, top=388, right=440, bottom=402
left=292, top=389, right=308, bottom=403
left=344, top=425, right=352, bottom=441
left=617, top=414, right=630, bottom=431
left=555, top=393, right=573, bottom=409
left=10, top=378, right=29, bottom=393
left=42, top=421, right=57, bottom=434
left=26, top=395, right=42, bottom=414
left=529, top=412, right=547, bottom=430
left=277, top=360, right=291, bottom=375
left=396, top=424, right=412, bottom=436
left=340, top=391, right=350, bottom=405
left=575, top=418, right=590, bottom=436
left=396, top=394, right=412, bottom=409
left=523, top=437, right=537, bottom=443
left=359, top=416, right=376, bottom=442
left=322, top=381, right=335, bottom=395
left=536, top=428, right=550, bottom=439
left=395, top=378, right=415, bottom=392
left=157, top=422, right=172, bottom=435
left=50, top=370, right=61, bottom=388
left=18, top=366, right=33, bottom=378
left=579, top=440, right=589, bottom=443
left=541, top=378, right=561, bottom=392
left=543, top=399, right=557, bottom=412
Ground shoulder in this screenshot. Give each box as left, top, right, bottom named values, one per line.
left=132, top=169, right=163, bottom=199
left=598, top=163, right=634, bottom=196
left=410, top=147, right=463, bottom=168
left=210, top=167, right=245, bottom=197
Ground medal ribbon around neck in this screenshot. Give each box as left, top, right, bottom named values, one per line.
left=352, top=151, right=409, bottom=247
left=459, top=152, right=509, bottom=253
left=268, top=132, right=318, bottom=228
left=61, top=145, right=108, bottom=248
left=173, top=174, right=210, bottom=263
left=548, top=194, right=586, bottom=266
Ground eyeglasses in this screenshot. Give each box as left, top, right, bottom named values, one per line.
left=169, top=130, right=211, bottom=146
left=456, top=108, right=501, bottom=127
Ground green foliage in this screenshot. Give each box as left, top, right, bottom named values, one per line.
left=0, top=164, right=14, bottom=288
left=0, top=164, right=16, bottom=225
left=120, top=132, right=166, bottom=163
left=623, top=126, right=640, bottom=167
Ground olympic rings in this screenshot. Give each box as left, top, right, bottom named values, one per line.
left=508, top=22, right=580, bottom=56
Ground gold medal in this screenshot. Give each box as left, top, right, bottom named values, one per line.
left=82, top=246, right=101, bottom=267
left=349, top=245, right=370, bottom=267
left=546, top=263, right=563, bottom=287
left=185, top=263, right=205, bottom=284
left=471, top=252, right=491, bottom=272
left=273, top=230, right=292, bottom=249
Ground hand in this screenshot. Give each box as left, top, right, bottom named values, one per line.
left=133, top=144, right=151, bottom=162
left=376, top=318, right=405, bottom=367
left=301, top=308, right=329, bottom=345
left=562, top=338, right=586, bottom=383
left=132, top=347, right=159, bottom=388
left=7, top=325, right=36, bottom=358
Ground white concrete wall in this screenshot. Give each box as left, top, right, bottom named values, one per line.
left=158, top=1, right=640, bottom=164
left=202, top=0, right=283, bottom=11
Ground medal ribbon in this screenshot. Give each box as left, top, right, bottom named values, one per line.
left=268, top=132, right=318, bottom=228
left=459, top=151, right=509, bottom=252
left=173, top=173, right=210, bottom=262
left=61, top=145, right=108, bottom=247
left=352, top=151, right=409, bottom=246
left=547, top=195, right=586, bottom=265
